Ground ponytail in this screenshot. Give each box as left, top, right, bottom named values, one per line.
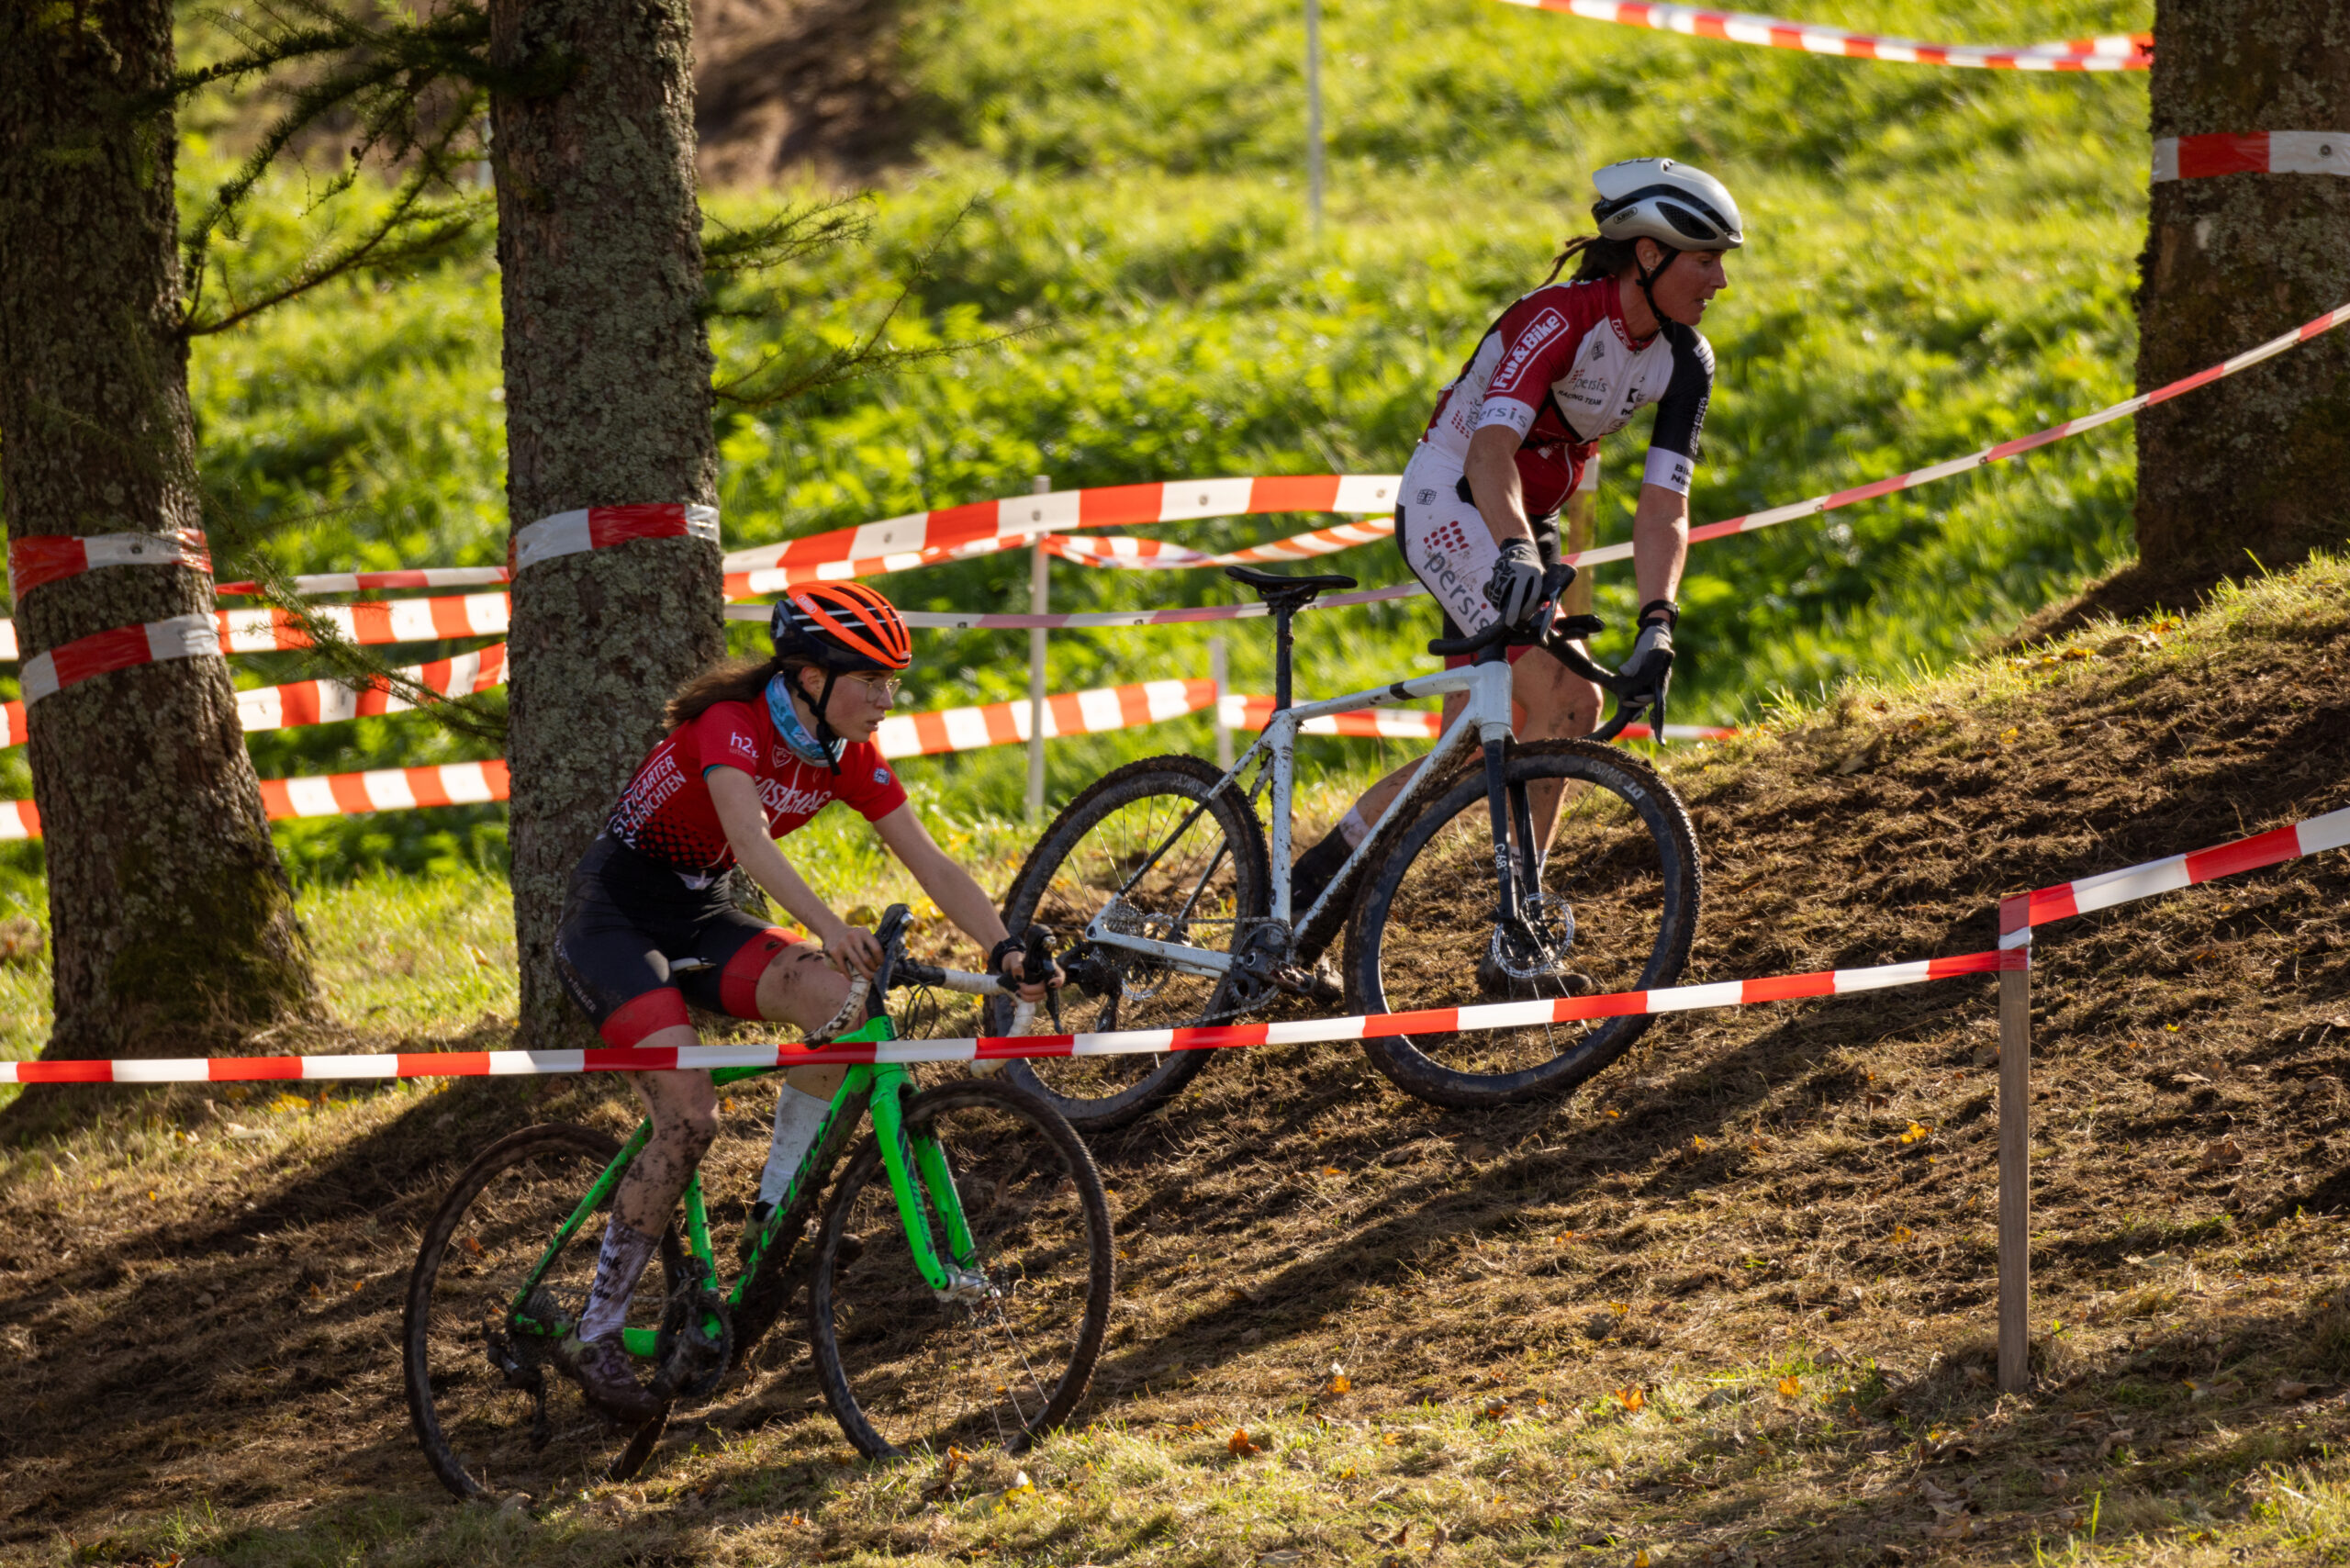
left=664, top=652, right=793, bottom=730
left=1540, top=232, right=1644, bottom=286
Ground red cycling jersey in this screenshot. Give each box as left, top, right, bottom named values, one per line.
left=1419, top=274, right=1714, bottom=519
left=605, top=700, right=907, bottom=882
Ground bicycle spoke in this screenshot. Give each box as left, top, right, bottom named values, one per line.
left=811, top=1083, right=1112, bottom=1457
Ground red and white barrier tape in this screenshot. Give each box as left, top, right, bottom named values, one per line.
left=876, top=679, right=1215, bottom=758
left=233, top=644, right=508, bottom=734
left=0, top=946, right=2022, bottom=1083
left=509, top=503, right=720, bottom=574
left=1491, top=0, right=2149, bottom=70
left=0, top=760, right=511, bottom=842
left=20, top=614, right=219, bottom=705
left=1045, top=517, right=1399, bottom=570
left=214, top=566, right=510, bottom=598
left=1219, top=693, right=1734, bottom=742
left=7, top=531, right=211, bottom=600
left=3, top=592, right=508, bottom=662
left=2154, top=132, right=2350, bottom=182
left=720, top=476, right=1400, bottom=575
left=0, top=644, right=509, bottom=748
left=2002, top=803, right=2350, bottom=946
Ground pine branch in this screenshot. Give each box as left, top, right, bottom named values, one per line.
left=185, top=95, right=491, bottom=338
left=200, top=487, right=509, bottom=747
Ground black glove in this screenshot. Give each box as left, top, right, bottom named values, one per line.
left=1483, top=537, right=1545, bottom=628
left=1620, top=619, right=1675, bottom=712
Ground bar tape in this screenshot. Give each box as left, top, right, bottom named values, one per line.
left=509, top=503, right=720, bottom=574
left=7, top=531, right=212, bottom=600
left=2001, top=803, right=2350, bottom=946
left=0, top=761, right=511, bottom=842
left=720, top=476, right=1400, bottom=575
left=0, top=946, right=2024, bottom=1083
left=1490, top=0, right=2149, bottom=70
left=2154, top=132, right=2350, bottom=182
left=1219, top=692, right=1734, bottom=742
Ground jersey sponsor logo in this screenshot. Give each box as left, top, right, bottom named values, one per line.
left=758, top=773, right=838, bottom=823
left=873, top=767, right=890, bottom=785
left=1490, top=308, right=1567, bottom=396
left=611, top=753, right=687, bottom=837
left=727, top=730, right=757, bottom=761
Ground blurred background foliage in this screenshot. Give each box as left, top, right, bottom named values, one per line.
left=0, top=0, right=2152, bottom=920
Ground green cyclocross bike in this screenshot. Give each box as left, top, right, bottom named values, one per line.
left=403, top=911, right=1114, bottom=1499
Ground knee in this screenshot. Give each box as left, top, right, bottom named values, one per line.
left=655, top=1099, right=719, bottom=1159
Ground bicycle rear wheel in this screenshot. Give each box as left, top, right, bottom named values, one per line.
left=992, top=755, right=1269, bottom=1130
left=1344, top=739, right=1701, bottom=1108
left=403, top=1124, right=683, bottom=1499
left=808, top=1079, right=1114, bottom=1459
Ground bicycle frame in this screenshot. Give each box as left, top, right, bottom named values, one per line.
left=1080, top=653, right=1519, bottom=979
left=499, top=1011, right=984, bottom=1359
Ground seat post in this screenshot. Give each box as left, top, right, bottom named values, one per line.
left=1272, top=603, right=1296, bottom=712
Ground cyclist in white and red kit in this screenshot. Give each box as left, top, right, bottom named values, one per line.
left=1290, top=158, right=1744, bottom=929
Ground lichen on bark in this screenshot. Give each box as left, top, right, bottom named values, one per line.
left=2135, top=0, right=2350, bottom=570
left=0, top=0, right=319, bottom=1062
left=490, top=0, right=724, bottom=1049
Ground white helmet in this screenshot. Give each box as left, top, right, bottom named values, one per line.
left=1591, top=158, right=1744, bottom=252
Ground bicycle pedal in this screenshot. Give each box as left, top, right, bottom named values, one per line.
left=1272, top=963, right=1343, bottom=1005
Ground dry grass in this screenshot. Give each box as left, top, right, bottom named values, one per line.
left=10, top=558, right=2350, bottom=1565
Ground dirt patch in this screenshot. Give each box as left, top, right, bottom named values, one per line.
left=692, top=0, right=925, bottom=186
left=8, top=564, right=2350, bottom=1562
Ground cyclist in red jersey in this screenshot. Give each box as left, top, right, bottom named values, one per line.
left=550, top=581, right=1057, bottom=1419
left=1289, top=159, right=1743, bottom=938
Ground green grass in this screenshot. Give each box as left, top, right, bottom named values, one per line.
left=11, top=0, right=2159, bottom=882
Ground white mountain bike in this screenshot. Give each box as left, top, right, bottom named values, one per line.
left=990, top=563, right=1702, bottom=1126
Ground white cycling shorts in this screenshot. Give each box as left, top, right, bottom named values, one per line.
left=1395, top=446, right=1565, bottom=665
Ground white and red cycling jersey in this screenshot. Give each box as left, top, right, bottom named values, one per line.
left=1418, top=274, right=1715, bottom=514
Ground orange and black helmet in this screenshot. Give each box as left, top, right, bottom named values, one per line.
left=769, top=581, right=913, bottom=673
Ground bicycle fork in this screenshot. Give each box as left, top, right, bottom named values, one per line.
left=1481, top=736, right=1540, bottom=929
left=866, top=1065, right=990, bottom=1302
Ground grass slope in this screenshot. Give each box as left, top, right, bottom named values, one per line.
left=0, top=0, right=2161, bottom=890
left=6, top=554, right=2350, bottom=1565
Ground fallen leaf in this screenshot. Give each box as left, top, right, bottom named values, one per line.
left=1899, top=1121, right=1932, bottom=1146
left=1998, top=727, right=2020, bottom=745
left=1321, top=1166, right=1343, bottom=1177
left=1778, top=1376, right=1803, bottom=1398
left=2196, top=1136, right=2246, bottom=1171
left=1002, top=1469, right=1035, bottom=1499
left=1892, top=1225, right=1914, bottom=1245
left=2095, top=1428, right=2135, bottom=1461
left=1926, top=1514, right=1975, bottom=1540
left=1480, top=1397, right=1512, bottom=1419
left=1324, top=1362, right=1351, bottom=1396
left=2277, top=1380, right=2320, bottom=1400
left=1228, top=1428, right=1262, bottom=1456
left=2186, top=1377, right=2241, bottom=1402
left=1614, top=1386, right=1645, bottom=1413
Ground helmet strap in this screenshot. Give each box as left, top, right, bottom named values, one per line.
left=812, top=668, right=845, bottom=776
left=1633, top=242, right=1681, bottom=337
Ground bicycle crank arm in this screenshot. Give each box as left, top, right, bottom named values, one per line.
left=1080, top=924, right=1233, bottom=976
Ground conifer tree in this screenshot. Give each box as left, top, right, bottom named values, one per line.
left=0, top=0, right=319, bottom=1061
left=488, top=0, right=725, bottom=1048
left=2135, top=0, right=2350, bottom=570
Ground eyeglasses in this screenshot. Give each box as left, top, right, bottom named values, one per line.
left=841, top=673, right=903, bottom=700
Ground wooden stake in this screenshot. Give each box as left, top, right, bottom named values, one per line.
left=1997, top=893, right=2032, bottom=1394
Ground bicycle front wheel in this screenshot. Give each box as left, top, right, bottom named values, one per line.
left=992, top=754, right=1269, bottom=1130
left=808, top=1079, right=1114, bottom=1459
left=1344, top=739, right=1701, bottom=1108
left=403, top=1124, right=683, bottom=1499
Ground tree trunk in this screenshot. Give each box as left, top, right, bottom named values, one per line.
left=2134, top=0, right=2350, bottom=571
left=489, top=0, right=723, bottom=1049
left=0, top=0, right=319, bottom=1061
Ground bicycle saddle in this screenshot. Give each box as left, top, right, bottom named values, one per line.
left=1223, top=565, right=1358, bottom=601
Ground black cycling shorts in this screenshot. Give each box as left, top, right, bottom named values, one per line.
left=554, top=834, right=797, bottom=1047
